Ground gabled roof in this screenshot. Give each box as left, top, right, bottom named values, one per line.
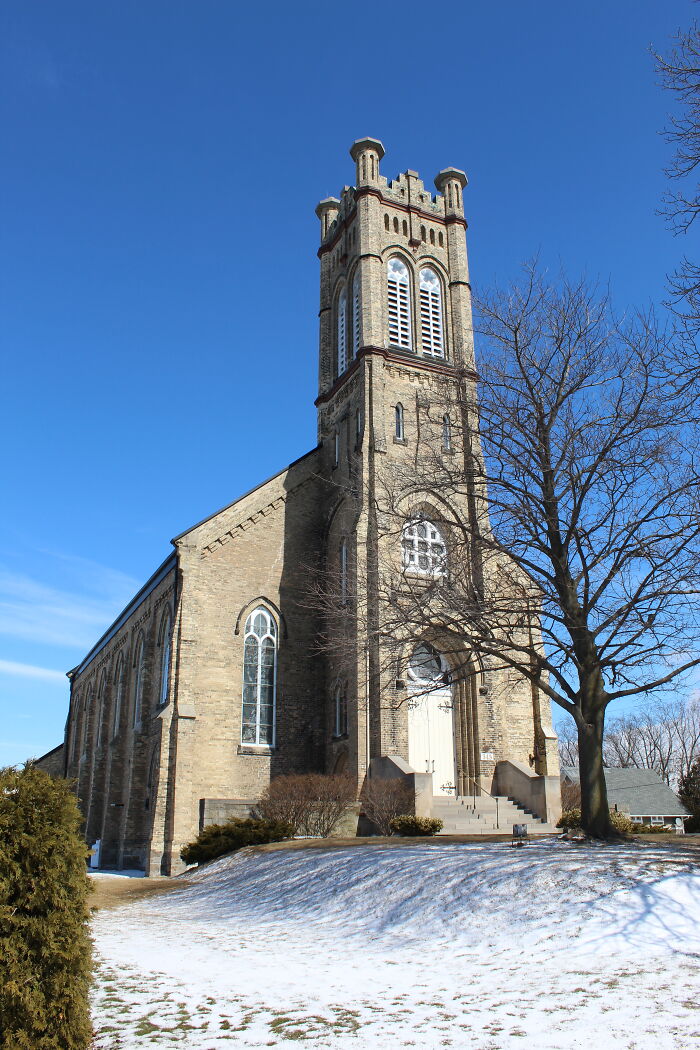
left=561, top=766, right=690, bottom=818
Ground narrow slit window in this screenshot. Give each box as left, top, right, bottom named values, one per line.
left=339, top=538, right=348, bottom=603
left=334, top=428, right=340, bottom=466
left=387, top=258, right=412, bottom=350
left=395, top=403, right=404, bottom=440
left=419, top=267, right=444, bottom=357
left=133, top=634, right=145, bottom=727
left=334, top=683, right=348, bottom=737
left=442, top=415, right=452, bottom=451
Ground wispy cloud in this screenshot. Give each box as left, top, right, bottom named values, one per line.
left=0, top=558, right=141, bottom=649
left=0, top=659, right=66, bottom=682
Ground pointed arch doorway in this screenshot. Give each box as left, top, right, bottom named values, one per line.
left=407, top=644, right=480, bottom=797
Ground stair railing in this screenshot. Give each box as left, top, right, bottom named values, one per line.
left=463, top=777, right=500, bottom=830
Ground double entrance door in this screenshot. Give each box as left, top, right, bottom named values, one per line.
left=407, top=680, right=456, bottom=796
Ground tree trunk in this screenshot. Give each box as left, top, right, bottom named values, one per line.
left=577, top=710, right=613, bottom=838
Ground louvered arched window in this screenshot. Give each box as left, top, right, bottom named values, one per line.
left=402, top=519, right=447, bottom=575
left=241, top=607, right=277, bottom=746
left=387, top=258, right=412, bottom=350
left=352, top=271, right=361, bottom=358
left=419, top=267, right=444, bottom=357
left=158, top=610, right=172, bottom=706
left=337, top=288, right=348, bottom=376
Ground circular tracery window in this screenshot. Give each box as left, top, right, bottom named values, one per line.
left=408, top=643, right=445, bottom=684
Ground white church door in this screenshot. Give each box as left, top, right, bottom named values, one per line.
left=407, top=644, right=456, bottom=796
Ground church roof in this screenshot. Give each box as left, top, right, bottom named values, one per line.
left=560, top=765, right=690, bottom=818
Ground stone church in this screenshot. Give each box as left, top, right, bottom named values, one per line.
left=48, top=139, right=560, bottom=874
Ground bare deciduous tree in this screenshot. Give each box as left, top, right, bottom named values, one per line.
left=656, top=18, right=700, bottom=332
left=603, top=698, right=700, bottom=787
left=255, top=774, right=356, bottom=838
left=376, top=264, right=700, bottom=838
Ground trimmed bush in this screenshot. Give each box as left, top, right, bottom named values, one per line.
left=360, top=777, right=415, bottom=835
left=180, top=817, right=294, bottom=865
left=556, top=807, right=635, bottom=834
left=255, top=774, right=357, bottom=838
left=389, top=815, right=444, bottom=836
left=0, top=764, right=92, bottom=1050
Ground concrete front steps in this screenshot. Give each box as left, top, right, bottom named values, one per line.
left=431, top=795, right=557, bottom=835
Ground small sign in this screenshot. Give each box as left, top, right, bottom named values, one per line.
left=480, top=751, right=494, bottom=761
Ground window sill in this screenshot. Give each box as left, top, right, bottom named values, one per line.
left=237, top=744, right=276, bottom=757
left=331, top=733, right=349, bottom=741
left=393, top=436, right=408, bottom=446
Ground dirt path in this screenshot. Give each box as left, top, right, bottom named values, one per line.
left=88, top=875, right=191, bottom=911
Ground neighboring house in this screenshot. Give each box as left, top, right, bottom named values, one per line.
left=46, top=140, right=561, bottom=875
left=560, top=766, right=690, bottom=826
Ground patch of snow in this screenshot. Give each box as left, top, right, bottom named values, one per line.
left=91, top=840, right=700, bottom=1048
left=89, top=869, right=146, bottom=879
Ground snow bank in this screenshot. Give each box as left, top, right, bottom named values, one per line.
left=91, top=840, right=700, bottom=1049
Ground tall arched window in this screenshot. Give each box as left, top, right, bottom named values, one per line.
left=112, top=652, right=125, bottom=738
left=333, top=682, right=348, bottom=737
left=158, top=610, right=172, bottom=706
left=419, top=267, right=444, bottom=357
left=82, top=684, right=94, bottom=754
left=395, top=403, right=405, bottom=440
left=95, top=670, right=107, bottom=748
left=387, top=258, right=412, bottom=350
left=339, top=538, right=348, bottom=603
left=352, top=271, right=361, bottom=357
left=442, top=415, right=452, bottom=451
left=403, top=519, right=447, bottom=575
left=241, top=607, right=277, bottom=746
left=133, top=633, right=145, bottom=727
left=70, top=693, right=82, bottom=762
left=337, top=288, right=348, bottom=376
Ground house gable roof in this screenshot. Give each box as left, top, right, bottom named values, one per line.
left=561, top=765, right=690, bottom=818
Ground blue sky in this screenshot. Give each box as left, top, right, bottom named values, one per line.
left=0, top=1, right=695, bottom=765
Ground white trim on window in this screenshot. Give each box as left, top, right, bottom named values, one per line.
left=241, top=607, right=277, bottom=747
left=387, top=258, right=412, bottom=350
left=402, top=518, right=447, bottom=575
left=419, top=267, right=444, bottom=357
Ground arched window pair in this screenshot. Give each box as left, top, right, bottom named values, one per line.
left=337, top=274, right=361, bottom=377
left=241, top=607, right=277, bottom=746
left=387, top=258, right=445, bottom=357
left=402, top=518, right=447, bottom=575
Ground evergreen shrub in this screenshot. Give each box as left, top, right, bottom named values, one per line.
left=0, top=764, right=92, bottom=1050
left=180, top=817, right=294, bottom=865
left=679, top=759, right=700, bottom=832
left=389, top=815, right=444, bottom=836
left=556, top=807, right=635, bottom=834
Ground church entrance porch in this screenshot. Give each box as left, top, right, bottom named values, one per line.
left=406, top=644, right=481, bottom=798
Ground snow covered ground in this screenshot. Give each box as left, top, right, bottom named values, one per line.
left=91, top=840, right=700, bottom=1049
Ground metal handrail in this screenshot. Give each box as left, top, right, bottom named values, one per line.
left=461, top=775, right=500, bottom=829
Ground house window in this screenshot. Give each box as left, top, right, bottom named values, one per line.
left=241, top=607, right=277, bottom=746
left=158, top=610, right=172, bottom=706
left=337, top=288, right=348, bottom=376
left=352, top=272, right=361, bottom=357
left=387, top=258, right=412, bottom=350
left=442, top=415, right=452, bottom=451
left=334, top=683, right=348, bottom=737
left=419, top=267, right=444, bottom=357
left=403, top=519, right=447, bottom=575
left=395, top=403, right=405, bottom=440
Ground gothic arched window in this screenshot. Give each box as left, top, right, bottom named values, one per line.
left=352, top=271, right=361, bottom=358
left=442, top=414, right=452, bottom=451
left=241, top=607, right=277, bottom=746
left=402, top=519, right=447, bottom=575
left=333, top=682, right=348, bottom=737
left=95, top=670, right=107, bottom=748
left=419, top=267, right=444, bottom=357
left=337, top=288, right=348, bottom=376
left=82, top=683, right=94, bottom=754
left=133, top=633, right=145, bottom=727
left=70, top=693, right=82, bottom=762
left=395, top=403, right=405, bottom=440
left=112, top=652, right=126, bottom=738
left=387, top=258, right=412, bottom=350
left=158, top=609, right=172, bottom=707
